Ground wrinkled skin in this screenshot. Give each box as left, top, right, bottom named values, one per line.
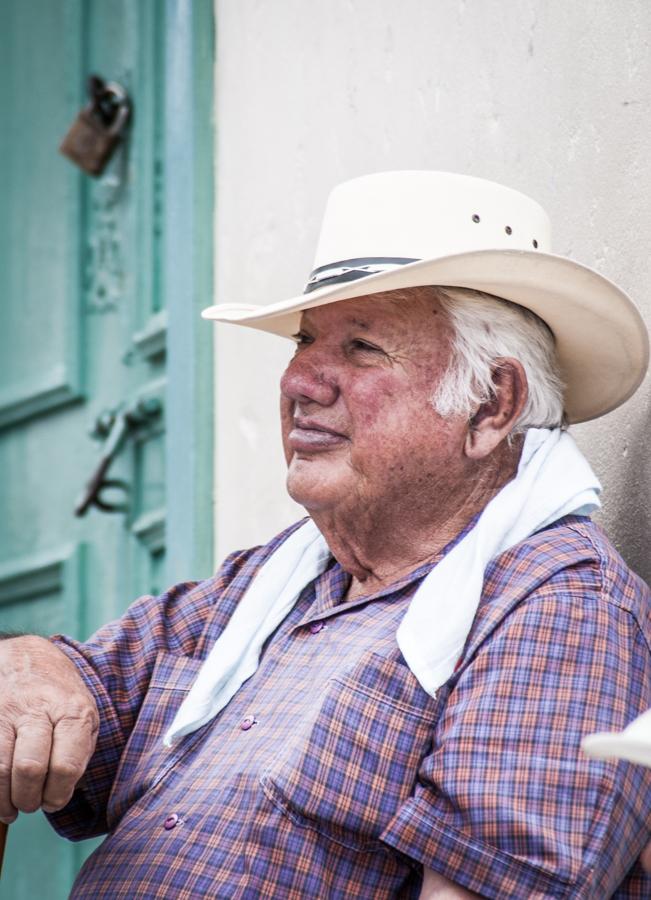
left=0, top=635, right=98, bottom=822
left=280, top=290, right=525, bottom=599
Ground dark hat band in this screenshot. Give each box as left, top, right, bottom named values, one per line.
left=304, top=257, right=419, bottom=294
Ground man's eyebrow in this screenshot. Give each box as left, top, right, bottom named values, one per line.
left=300, top=312, right=372, bottom=330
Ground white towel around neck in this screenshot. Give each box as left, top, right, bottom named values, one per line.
left=164, top=427, right=600, bottom=747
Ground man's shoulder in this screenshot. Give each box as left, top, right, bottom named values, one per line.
left=461, top=516, right=651, bottom=670
left=155, top=520, right=311, bottom=649
left=482, top=514, right=649, bottom=621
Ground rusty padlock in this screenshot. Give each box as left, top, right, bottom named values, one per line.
left=59, top=75, right=131, bottom=177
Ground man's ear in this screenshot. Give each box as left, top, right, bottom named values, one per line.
left=464, top=358, right=528, bottom=460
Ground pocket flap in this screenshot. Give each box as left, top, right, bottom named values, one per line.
left=148, top=650, right=205, bottom=691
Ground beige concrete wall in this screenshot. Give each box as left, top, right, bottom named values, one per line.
left=212, top=0, right=651, bottom=582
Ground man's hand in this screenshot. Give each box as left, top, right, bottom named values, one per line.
left=640, top=841, right=651, bottom=872
left=0, top=636, right=98, bottom=823
left=419, top=867, right=481, bottom=898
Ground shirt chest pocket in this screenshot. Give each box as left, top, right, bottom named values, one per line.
left=107, top=650, right=205, bottom=828
left=260, top=651, right=440, bottom=852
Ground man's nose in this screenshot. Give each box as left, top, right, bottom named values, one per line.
left=280, top=351, right=339, bottom=407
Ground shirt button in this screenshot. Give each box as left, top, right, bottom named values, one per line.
left=240, top=714, right=257, bottom=731
left=163, top=813, right=179, bottom=830
left=309, top=621, right=325, bottom=634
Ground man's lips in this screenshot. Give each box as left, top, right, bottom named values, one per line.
left=287, top=418, right=348, bottom=452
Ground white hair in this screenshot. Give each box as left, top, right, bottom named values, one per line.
left=429, top=286, right=566, bottom=432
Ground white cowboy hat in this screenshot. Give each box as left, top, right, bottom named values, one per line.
left=202, top=171, right=649, bottom=423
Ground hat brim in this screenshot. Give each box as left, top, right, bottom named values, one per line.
left=202, top=249, right=649, bottom=424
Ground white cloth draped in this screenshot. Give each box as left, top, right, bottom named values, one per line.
left=164, top=428, right=600, bottom=747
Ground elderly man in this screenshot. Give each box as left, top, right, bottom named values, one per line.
left=1, top=172, right=650, bottom=898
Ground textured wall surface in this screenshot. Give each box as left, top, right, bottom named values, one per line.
left=212, top=0, right=651, bottom=581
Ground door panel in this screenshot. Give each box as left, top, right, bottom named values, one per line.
left=0, top=0, right=83, bottom=428
left=0, top=545, right=85, bottom=637
left=0, top=0, right=168, bottom=614
left=0, top=1, right=214, bottom=896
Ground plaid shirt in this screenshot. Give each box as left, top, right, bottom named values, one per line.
left=48, top=515, right=651, bottom=899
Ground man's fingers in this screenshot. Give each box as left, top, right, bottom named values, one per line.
left=0, top=637, right=99, bottom=820
left=11, top=719, right=53, bottom=813
left=42, top=716, right=95, bottom=812
left=5, top=710, right=96, bottom=816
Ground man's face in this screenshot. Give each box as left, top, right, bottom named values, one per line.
left=280, top=290, right=470, bottom=520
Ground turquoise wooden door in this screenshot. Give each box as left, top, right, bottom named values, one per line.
left=0, top=1, right=214, bottom=896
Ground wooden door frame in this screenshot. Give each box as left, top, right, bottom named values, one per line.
left=163, top=0, right=214, bottom=584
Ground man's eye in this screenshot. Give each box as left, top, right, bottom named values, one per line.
left=292, top=332, right=313, bottom=347
left=351, top=339, right=382, bottom=353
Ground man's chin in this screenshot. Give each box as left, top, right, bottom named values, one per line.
left=286, top=461, right=345, bottom=513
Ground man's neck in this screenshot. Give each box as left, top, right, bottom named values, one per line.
left=310, top=441, right=522, bottom=601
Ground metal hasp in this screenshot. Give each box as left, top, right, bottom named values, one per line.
left=59, top=74, right=131, bottom=176
left=74, top=397, right=162, bottom=516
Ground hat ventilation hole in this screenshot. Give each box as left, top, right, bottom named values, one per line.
left=505, top=225, right=512, bottom=235
left=533, top=239, right=538, bottom=248
left=472, top=214, right=480, bottom=223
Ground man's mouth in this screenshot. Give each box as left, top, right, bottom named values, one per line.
left=287, top=418, right=348, bottom=452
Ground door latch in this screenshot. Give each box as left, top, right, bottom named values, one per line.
left=59, top=75, right=131, bottom=177
left=74, top=397, right=162, bottom=517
